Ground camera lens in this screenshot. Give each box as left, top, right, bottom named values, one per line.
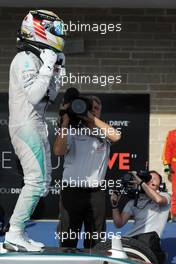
left=71, top=99, right=87, bottom=115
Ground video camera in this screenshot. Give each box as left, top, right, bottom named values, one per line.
left=119, top=170, right=151, bottom=197
left=115, top=170, right=166, bottom=207
left=59, top=87, right=92, bottom=127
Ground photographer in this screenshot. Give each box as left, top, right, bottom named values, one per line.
left=53, top=93, right=121, bottom=248
left=111, top=170, right=170, bottom=263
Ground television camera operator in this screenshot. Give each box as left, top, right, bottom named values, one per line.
left=53, top=88, right=121, bottom=248
left=111, top=170, right=170, bottom=264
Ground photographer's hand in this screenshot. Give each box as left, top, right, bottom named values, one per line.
left=62, top=113, right=70, bottom=127
left=53, top=104, right=70, bottom=156
left=84, top=111, right=121, bottom=143
left=59, top=103, right=70, bottom=125
left=132, top=173, right=143, bottom=185
left=111, top=191, right=121, bottom=208
left=78, top=111, right=95, bottom=125
left=111, top=191, right=131, bottom=228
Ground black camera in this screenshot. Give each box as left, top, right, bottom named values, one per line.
left=59, top=87, right=92, bottom=127
left=117, top=170, right=151, bottom=197
left=115, top=170, right=166, bottom=207
left=116, top=172, right=137, bottom=198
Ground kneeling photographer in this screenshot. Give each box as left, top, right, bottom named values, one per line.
left=111, top=170, right=170, bottom=264
left=54, top=87, right=121, bottom=248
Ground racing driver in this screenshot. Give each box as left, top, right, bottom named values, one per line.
left=3, top=10, right=65, bottom=252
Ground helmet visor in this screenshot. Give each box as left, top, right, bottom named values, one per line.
left=51, top=20, right=65, bottom=36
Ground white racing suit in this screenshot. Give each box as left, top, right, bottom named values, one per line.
left=8, top=50, right=61, bottom=230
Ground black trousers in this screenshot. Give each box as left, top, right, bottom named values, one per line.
left=132, top=232, right=166, bottom=264
left=58, top=187, right=106, bottom=248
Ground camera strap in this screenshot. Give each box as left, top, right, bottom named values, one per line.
left=134, top=187, right=140, bottom=207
